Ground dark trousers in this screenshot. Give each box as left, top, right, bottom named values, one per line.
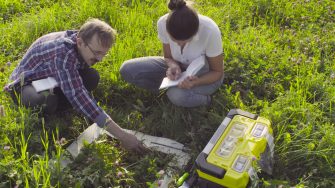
left=9, top=68, right=100, bottom=114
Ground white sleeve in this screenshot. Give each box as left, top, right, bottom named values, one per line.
left=205, top=26, right=223, bottom=57
left=157, top=15, right=169, bottom=44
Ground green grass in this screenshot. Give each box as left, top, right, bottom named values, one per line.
left=1, top=0, right=335, bottom=187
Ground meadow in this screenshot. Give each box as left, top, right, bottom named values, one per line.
left=0, top=0, right=334, bottom=187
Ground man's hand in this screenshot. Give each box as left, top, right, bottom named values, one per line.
left=179, top=76, right=198, bottom=89
left=119, top=131, right=148, bottom=154
left=166, top=63, right=181, bottom=80
left=105, top=119, right=148, bottom=154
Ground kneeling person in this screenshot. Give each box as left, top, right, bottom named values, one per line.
left=4, top=18, right=145, bottom=152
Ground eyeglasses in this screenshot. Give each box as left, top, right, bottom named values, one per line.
left=86, top=43, right=107, bottom=59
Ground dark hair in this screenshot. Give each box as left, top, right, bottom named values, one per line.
left=78, top=18, right=117, bottom=48
left=166, top=0, right=199, bottom=41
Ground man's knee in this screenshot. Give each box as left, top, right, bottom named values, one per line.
left=21, top=85, right=45, bottom=107
left=21, top=85, right=59, bottom=114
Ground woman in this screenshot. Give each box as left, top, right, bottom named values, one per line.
left=120, top=0, right=224, bottom=107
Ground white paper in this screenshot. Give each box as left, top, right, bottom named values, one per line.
left=32, top=77, right=58, bottom=92
left=66, top=123, right=103, bottom=158
left=159, top=56, right=205, bottom=89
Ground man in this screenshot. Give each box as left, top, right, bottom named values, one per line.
left=4, top=18, right=145, bottom=152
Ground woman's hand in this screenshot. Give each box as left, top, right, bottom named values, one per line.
left=166, top=62, right=181, bottom=80
left=178, top=75, right=199, bottom=89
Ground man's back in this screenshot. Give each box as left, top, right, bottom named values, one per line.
left=8, top=30, right=81, bottom=87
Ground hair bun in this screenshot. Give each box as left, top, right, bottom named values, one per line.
left=168, top=0, right=186, bottom=10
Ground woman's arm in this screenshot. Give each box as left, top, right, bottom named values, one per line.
left=163, top=43, right=182, bottom=80
left=198, top=53, right=224, bottom=84
left=179, top=53, right=224, bottom=89
left=163, top=43, right=178, bottom=66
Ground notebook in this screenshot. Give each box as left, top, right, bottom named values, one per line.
left=159, top=55, right=205, bottom=89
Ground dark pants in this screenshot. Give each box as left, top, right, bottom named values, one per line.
left=9, top=68, right=100, bottom=114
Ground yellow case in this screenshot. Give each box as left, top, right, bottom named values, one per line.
left=195, top=109, right=273, bottom=188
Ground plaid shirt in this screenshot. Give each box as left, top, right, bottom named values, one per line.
left=5, top=30, right=109, bottom=127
